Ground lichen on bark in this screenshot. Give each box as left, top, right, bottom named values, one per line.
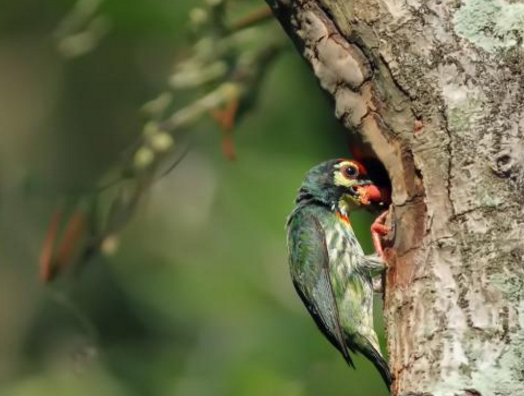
left=453, top=0, right=524, bottom=53
left=266, top=0, right=524, bottom=395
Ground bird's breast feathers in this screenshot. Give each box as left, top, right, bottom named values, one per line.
left=335, top=210, right=351, bottom=225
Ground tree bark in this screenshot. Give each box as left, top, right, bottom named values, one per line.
left=265, top=0, right=524, bottom=395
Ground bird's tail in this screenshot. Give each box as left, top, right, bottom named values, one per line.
left=358, top=340, right=393, bottom=389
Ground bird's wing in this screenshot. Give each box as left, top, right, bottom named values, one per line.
left=287, top=208, right=354, bottom=367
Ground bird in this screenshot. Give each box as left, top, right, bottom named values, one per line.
left=286, top=158, right=392, bottom=387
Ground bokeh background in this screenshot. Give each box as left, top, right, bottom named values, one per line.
left=0, top=1, right=388, bottom=395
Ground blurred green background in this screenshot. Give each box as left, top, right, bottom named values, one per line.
left=0, top=1, right=387, bottom=395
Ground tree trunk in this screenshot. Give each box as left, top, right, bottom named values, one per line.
left=265, top=0, right=524, bottom=394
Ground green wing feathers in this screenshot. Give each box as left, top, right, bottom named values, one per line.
left=287, top=208, right=354, bottom=367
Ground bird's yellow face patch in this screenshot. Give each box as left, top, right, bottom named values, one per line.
left=333, top=160, right=365, bottom=188
left=333, top=160, right=370, bottom=208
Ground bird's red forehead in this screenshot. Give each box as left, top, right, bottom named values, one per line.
left=337, top=158, right=368, bottom=175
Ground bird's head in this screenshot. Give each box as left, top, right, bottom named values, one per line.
left=297, top=158, right=390, bottom=214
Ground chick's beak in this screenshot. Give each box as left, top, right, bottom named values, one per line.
left=361, top=185, right=382, bottom=203
left=357, top=184, right=390, bottom=206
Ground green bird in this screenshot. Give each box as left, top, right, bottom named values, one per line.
left=286, top=158, right=392, bottom=387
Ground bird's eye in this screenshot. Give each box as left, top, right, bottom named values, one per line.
left=342, top=164, right=359, bottom=179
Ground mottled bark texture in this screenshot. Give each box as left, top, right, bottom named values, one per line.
left=266, top=0, right=524, bottom=395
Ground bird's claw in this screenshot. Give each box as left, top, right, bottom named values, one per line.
left=371, top=211, right=389, bottom=260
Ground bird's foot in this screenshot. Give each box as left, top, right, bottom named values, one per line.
left=371, top=211, right=389, bottom=261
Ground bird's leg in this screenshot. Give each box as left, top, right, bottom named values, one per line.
left=362, top=253, right=385, bottom=273
left=371, top=210, right=389, bottom=260
left=362, top=253, right=386, bottom=293
left=367, top=211, right=390, bottom=293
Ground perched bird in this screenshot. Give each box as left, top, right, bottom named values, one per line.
left=286, top=158, right=392, bottom=387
